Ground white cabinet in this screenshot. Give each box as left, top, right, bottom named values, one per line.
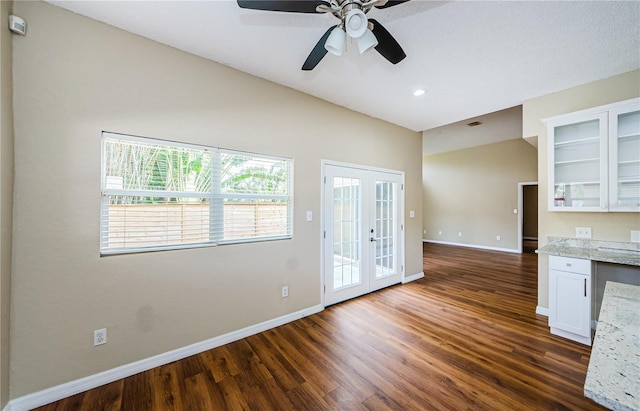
left=547, top=112, right=607, bottom=211
left=609, top=103, right=640, bottom=211
left=545, top=98, right=640, bottom=212
left=549, top=255, right=592, bottom=345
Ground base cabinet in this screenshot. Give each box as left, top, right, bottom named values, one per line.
left=549, top=256, right=592, bottom=345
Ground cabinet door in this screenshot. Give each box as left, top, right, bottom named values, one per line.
left=609, top=102, right=640, bottom=212
left=547, top=113, right=608, bottom=211
left=549, top=269, right=591, bottom=338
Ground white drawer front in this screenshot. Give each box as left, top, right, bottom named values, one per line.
left=550, top=255, right=591, bottom=274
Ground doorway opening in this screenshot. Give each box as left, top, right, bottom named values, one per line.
left=518, top=182, right=538, bottom=254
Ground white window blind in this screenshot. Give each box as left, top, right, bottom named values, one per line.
left=101, top=132, right=293, bottom=255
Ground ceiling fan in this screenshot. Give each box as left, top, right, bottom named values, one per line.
left=237, top=0, right=409, bottom=70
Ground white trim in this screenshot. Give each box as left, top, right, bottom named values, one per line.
left=536, top=306, right=549, bottom=317
left=321, top=159, right=404, bottom=176
left=6, top=304, right=323, bottom=411
left=319, top=163, right=325, bottom=308
left=423, top=239, right=520, bottom=254
left=550, top=327, right=591, bottom=346
left=103, top=131, right=215, bottom=152
left=403, top=272, right=424, bottom=284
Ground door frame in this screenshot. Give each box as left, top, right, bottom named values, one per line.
left=320, top=160, right=405, bottom=307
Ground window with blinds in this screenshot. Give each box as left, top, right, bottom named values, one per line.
left=101, top=132, right=293, bottom=255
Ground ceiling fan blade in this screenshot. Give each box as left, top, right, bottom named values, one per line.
left=375, top=0, right=410, bottom=9
left=369, top=19, right=406, bottom=64
left=237, top=0, right=330, bottom=13
left=302, top=25, right=336, bottom=71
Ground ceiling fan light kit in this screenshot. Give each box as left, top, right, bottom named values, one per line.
left=357, top=29, right=378, bottom=54
left=325, top=26, right=346, bottom=56
left=237, top=0, right=408, bottom=70
left=345, top=8, right=367, bottom=38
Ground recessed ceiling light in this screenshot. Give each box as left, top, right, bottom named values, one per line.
left=413, top=89, right=425, bottom=97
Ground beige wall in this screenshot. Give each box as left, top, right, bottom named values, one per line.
left=523, top=69, right=640, bottom=310
left=9, top=1, right=422, bottom=398
left=422, top=139, right=537, bottom=251
left=0, top=0, right=14, bottom=409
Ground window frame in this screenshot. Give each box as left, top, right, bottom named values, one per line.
left=100, top=132, right=293, bottom=255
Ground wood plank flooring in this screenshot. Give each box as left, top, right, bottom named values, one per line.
left=33, top=243, right=605, bottom=410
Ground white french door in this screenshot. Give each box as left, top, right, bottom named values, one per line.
left=323, top=163, right=404, bottom=306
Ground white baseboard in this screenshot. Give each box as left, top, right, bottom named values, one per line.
left=550, top=327, right=591, bottom=346
left=5, top=304, right=324, bottom=411
left=403, top=272, right=424, bottom=283
left=423, top=239, right=520, bottom=254
left=536, top=306, right=549, bottom=317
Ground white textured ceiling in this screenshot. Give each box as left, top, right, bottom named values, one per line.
left=423, top=105, right=523, bottom=155
left=46, top=0, right=640, bottom=134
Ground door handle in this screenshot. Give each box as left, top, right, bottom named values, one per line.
left=370, top=237, right=377, bottom=242
left=584, top=278, right=587, bottom=297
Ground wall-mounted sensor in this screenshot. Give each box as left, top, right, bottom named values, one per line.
left=9, top=15, right=26, bottom=36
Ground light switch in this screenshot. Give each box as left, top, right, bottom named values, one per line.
left=306, top=211, right=313, bottom=222
left=409, top=210, right=415, bottom=218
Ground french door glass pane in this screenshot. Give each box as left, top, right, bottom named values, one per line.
left=375, top=181, right=395, bottom=279
left=616, top=111, right=640, bottom=207
left=333, top=177, right=361, bottom=289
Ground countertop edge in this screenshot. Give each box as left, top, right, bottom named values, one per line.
left=536, top=244, right=640, bottom=266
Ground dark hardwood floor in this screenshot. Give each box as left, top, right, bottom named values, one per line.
left=34, top=243, right=605, bottom=410
left=523, top=238, right=538, bottom=254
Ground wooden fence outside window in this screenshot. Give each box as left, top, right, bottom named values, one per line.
left=106, top=203, right=288, bottom=248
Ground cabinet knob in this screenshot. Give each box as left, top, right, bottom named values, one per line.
left=566, top=263, right=572, bottom=267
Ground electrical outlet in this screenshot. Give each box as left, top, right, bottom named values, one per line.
left=282, top=286, right=288, bottom=298
left=438, top=230, right=442, bottom=236
left=496, top=235, right=501, bottom=241
left=94, top=328, right=107, bottom=346
left=576, top=227, right=592, bottom=239
left=631, top=230, right=640, bottom=243
left=458, top=232, right=462, bottom=237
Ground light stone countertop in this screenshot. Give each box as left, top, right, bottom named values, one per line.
left=536, top=237, right=640, bottom=267
left=584, top=282, right=640, bottom=411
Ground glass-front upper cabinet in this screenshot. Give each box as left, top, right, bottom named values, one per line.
left=549, top=113, right=608, bottom=211
left=609, top=103, right=640, bottom=211
left=545, top=98, right=640, bottom=212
